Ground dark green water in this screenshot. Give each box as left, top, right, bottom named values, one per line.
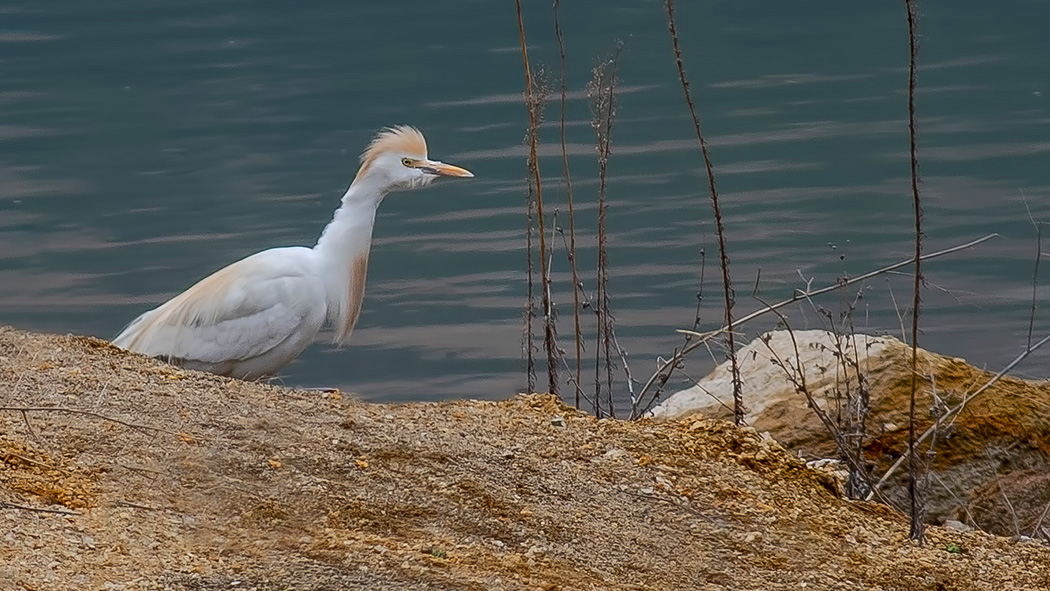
left=2, top=1, right=1049, bottom=405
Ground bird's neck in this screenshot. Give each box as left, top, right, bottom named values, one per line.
left=313, top=177, right=388, bottom=344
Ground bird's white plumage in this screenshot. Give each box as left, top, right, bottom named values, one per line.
left=112, top=125, right=473, bottom=381
left=113, top=248, right=328, bottom=379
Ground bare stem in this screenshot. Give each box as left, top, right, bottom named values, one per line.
left=553, top=0, right=583, bottom=409
left=633, top=247, right=707, bottom=418
left=523, top=150, right=537, bottom=393
left=0, top=406, right=172, bottom=435
left=0, top=500, right=80, bottom=516
left=1023, top=195, right=1043, bottom=349
left=637, top=233, right=1000, bottom=415
left=748, top=302, right=887, bottom=504
left=590, top=46, right=623, bottom=418
left=903, top=0, right=924, bottom=543
left=664, top=0, right=743, bottom=425
left=514, top=0, right=556, bottom=396
left=1030, top=222, right=1042, bottom=349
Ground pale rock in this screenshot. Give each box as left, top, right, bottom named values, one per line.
left=649, top=330, right=893, bottom=421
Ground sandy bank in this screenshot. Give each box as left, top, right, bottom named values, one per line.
left=2, top=326, right=1048, bottom=590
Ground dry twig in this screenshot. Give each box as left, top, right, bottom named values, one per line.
left=589, top=45, right=623, bottom=417
left=0, top=500, right=79, bottom=516
left=514, top=0, right=556, bottom=395
left=553, top=0, right=583, bottom=408
left=0, top=406, right=171, bottom=435
left=1022, top=194, right=1044, bottom=349
left=663, top=0, right=743, bottom=425
left=903, top=0, right=925, bottom=542
left=645, top=234, right=1000, bottom=411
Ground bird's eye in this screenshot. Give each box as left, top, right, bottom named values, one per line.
left=401, top=158, right=414, bottom=167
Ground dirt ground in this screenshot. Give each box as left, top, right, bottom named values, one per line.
left=2, top=326, right=1049, bottom=590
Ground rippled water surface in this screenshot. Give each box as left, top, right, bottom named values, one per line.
left=2, top=1, right=1049, bottom=405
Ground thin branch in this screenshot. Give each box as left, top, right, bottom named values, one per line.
left=928, top=471, right=979, bottom=529
left=114, top=500, right=165, bottom=511
left=903, top=0, right=924, bottom=542
left=664, top=0, right=743, bottom=425
left=3, top=453, right=70, bottom=475
left=523, top=156, right=537, bottom=393
left=545, top=209, right=562, bottom=399
left=8, top=353, right=40, bottom=442
left=0, top=500, right=80, bottom=516
left=553, top=0, right=583, bottom=409
left=1023, top=193, right=1043, bottom=349
left=633, top=247, right=707, bottom=418
left=569, top=241, right=634, bottom=420
left=0, top=406, right=171, bottom=435
left=667, top=366, right=744, bottom=421
left=752, top=294, right=886, bottom=504
left=20, top=409, right=37, bottom=441
left=995, top=475, right=1022, bottom=536
left=642, top=233, right=1000, bottom=410
left=688, top=247, right=708, bottom=338
left=555, top=222, right=600, bottom=414
left=611, top=326, right=637, bottom=408
left=589, top=45, right=623, bottom=418
left=514, top=0, right=555, bottom=396
left=601, top=48, right=622, bottom=418
left=1032, top=497, right=1050, bottom=540
left=886, top=278, right=908, bottom=342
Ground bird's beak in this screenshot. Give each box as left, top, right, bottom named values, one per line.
left=418, top=160, right=474, bottom=178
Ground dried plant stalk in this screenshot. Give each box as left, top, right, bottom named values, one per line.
left=903, top=0, right=925, bottom=543
left=553, top=0, right=583, bottom=408
left=514, top=0, right=556, bottom=395
left=663, top=0, right=744, bottom=425
left=589, top=46, right=623, bottom=417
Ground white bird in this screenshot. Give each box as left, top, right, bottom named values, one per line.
left=113, top=125, right=474, bottom=380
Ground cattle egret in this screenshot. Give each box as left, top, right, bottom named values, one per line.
left=113, top=125, right=474, bottom=380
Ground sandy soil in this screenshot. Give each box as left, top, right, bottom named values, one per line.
left=2, top=326, right=1049, bottom=590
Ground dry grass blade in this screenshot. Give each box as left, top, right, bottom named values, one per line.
left=4, top=452, right=70, bottom=475
left=1032, top=498, right=1050, bottom=540
left=995, top=475, right=1022, bottom=536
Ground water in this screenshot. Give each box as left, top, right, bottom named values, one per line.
left=2, top=1, right=1049, bottom=407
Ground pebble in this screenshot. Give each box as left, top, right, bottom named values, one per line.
left=944, top=519, right=974, bottom=533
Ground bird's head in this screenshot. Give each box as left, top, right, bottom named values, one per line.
left=353, top=125, right=473, bottom=193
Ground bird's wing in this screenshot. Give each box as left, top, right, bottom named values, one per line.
left=113, top=248, right=326, bottom=364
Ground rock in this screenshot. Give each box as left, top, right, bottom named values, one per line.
left=944, top=519, right=974, bottom=533
left=965, top=469, right=1050, bottom=536
left=650, top=329, right=1050, bottom=536
left=649, top=330, right=895, bottom=424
